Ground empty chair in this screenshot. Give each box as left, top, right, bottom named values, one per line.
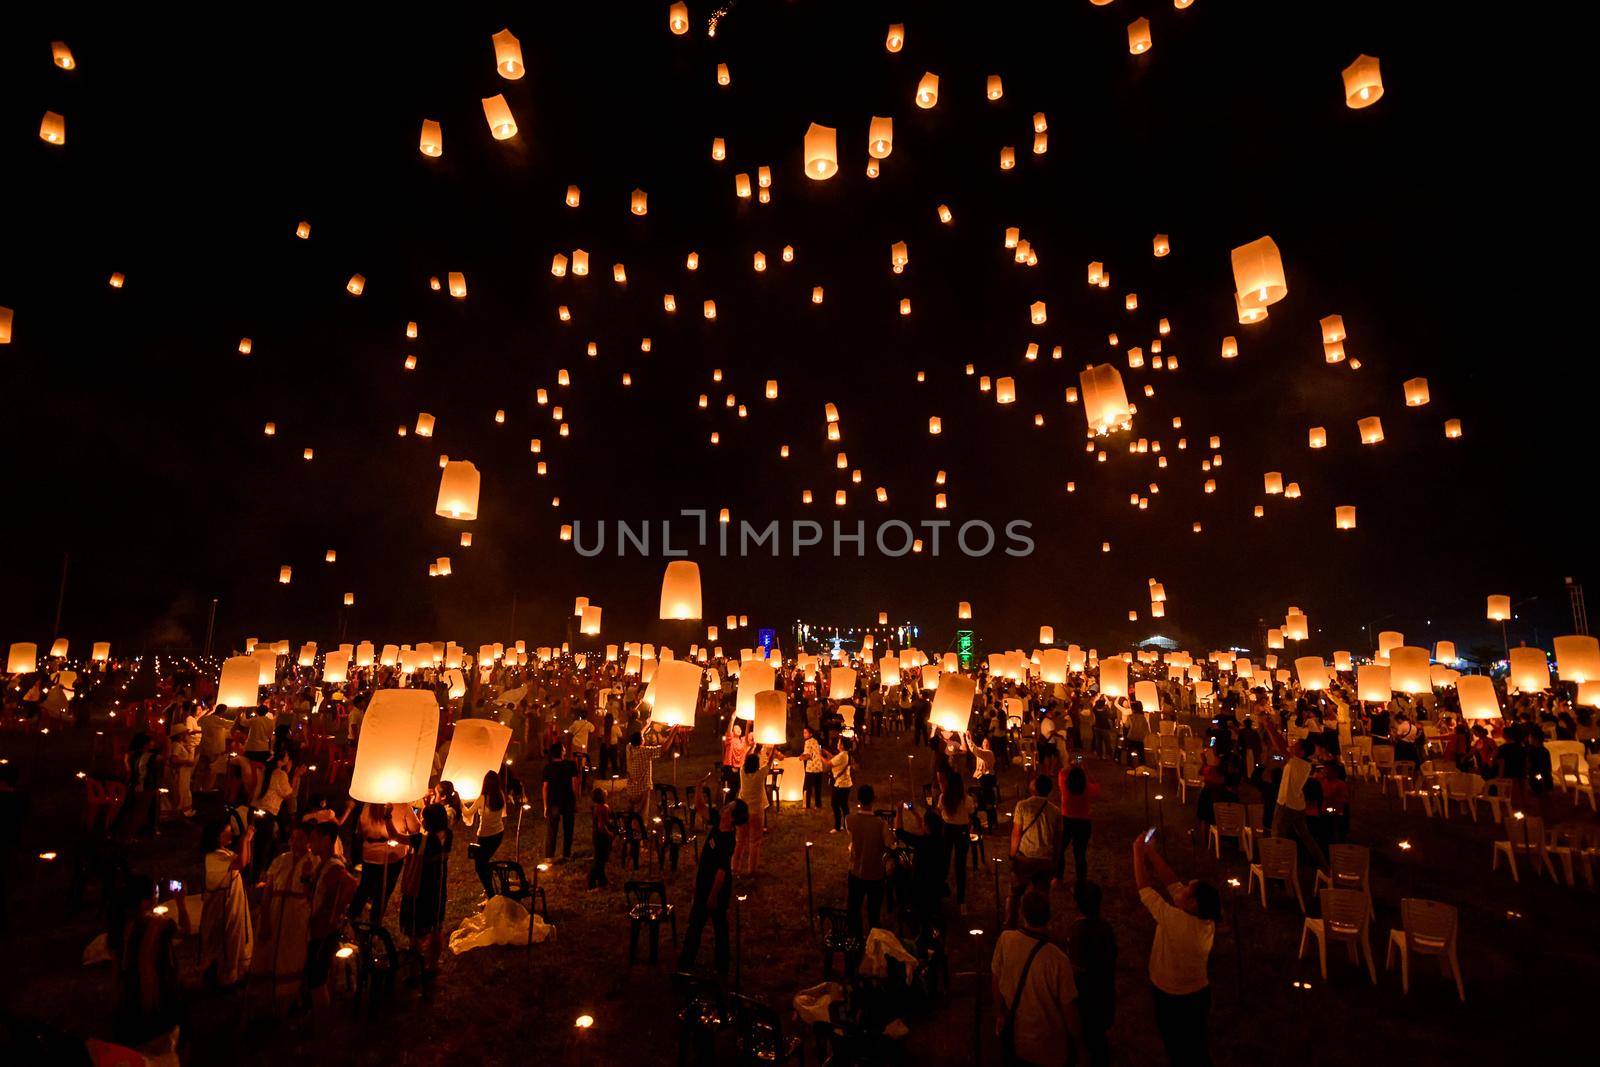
left=487, top=861, right=548, bottom=944
left=817, top=906, right=864, bottom=978
left=1314, top=844, right=1373, bottom=917
left=1178, top=758, right=1205, bottom=804
left=1442, top=772, right=1486, bottom=820
left=618, top=811, right=647, bottom=870
left=1555, top=753, right=1597, bottom=812
left=1298, top=888, right=1377, bottom=983
left=1239, top=803, right=1267, bottom=860
left=1247, top=836, right=1306, bottom=912
left=1491, top=815, right=1558, bottom=883
left=657, top=815, right=696, bottom=872
left=1370, top=744, right=1396, bottom=782
left=730, top=993, right=805, bottom=1065
left=1481, top=778, right=1518, bottom=823
left=672, top=970, right=730, bottom=1065
left=1209, top=802, right=1246, bottom=859
left=1385, top=898, right=1464, bottom=1001
left=1546, top=824, right=1599, bottom=888
left=625, top=879, right=677, bottom=964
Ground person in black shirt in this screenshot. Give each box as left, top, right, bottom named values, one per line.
left=678, top=799, right=747, bottom=974
left=541, top=742, right=580, bottom=860
left=1071, top=880, right=1117, bottom=1067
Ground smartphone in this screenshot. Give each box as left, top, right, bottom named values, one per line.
left=167, top=879, right=183, bottom=894
left=1143, top=827, right=1158, bottom=845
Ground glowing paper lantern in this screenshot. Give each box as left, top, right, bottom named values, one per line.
left=879, top=656, right=901, bottom=687
left=1127, top=17, right=1152, bottom=54
left=581, top=605, right=602, bottom=635
left=915, top=72, right=939, bottom=108
left=215, top=656, right=260, bottom=708
left=1342, top=55, right=1383, bottom=108
left=1458, top=675, right=1501, bottom=720
left=323, top=651, right=349, bottom=685
left=1099, top=658, right=1128, bottom=699
left=1403, top=378, right=1430, bottom=407
left=1358, top=417, right=1385, bottom=444
left=1231, top=236, right=1288, bottom=310
left=1079, top=364, right=1131, bottom=435
left=804, top=123, right=838, bottom=180
left=1508, top=648, right=1550, bottom=693
left=1357, top=664, right=1391, bottom=703
left=1295, top=657, right=1329, bottom=691
left=91, top=641, right=110, bottom=662
left=1445, top=419, right=1463, bottom=439
left=868, top=116, right=893, bottom=159
left=435, top=461, right=480, bottom=520
left=669, top=3, right=689, bottom=35
left=1039, top=626, right=1055, bottom=645
left=753, top=690, right=787, bottom=745
left=1390, top=647, right=1432, bottom=694
left=419, top=118, right=442, bottom=157
left=1487, top=595, right=1511, bottom=621
left=1309, top=426, right=1327, bottom=449
left=829, top=667, right=857, bottom=701
left=492, top=29, right=524, bottom=78
left=1554, top=635, right=1600, bottom=683
left=659, top=560, right=703, bottom=620
left=349, top=690, right=440, bottom=803
left=482, top=94, right=517, bottom=139
left=439, top=719, right=512, bottom=802
left=930, top=673, right=976, bottom=732
left=40, top=111, right=66, bottom=145
left=1335, top=506, right=1356, bottom=530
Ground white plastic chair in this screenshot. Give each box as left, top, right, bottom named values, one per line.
left=1299, top=888, right=1376, bottom=983
left=1385, top=898, right=1464, bottom=1001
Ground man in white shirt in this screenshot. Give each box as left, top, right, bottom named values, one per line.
left=1270, top=739, right=1328, bottom=869
left=991, top=889, right=1082, bottom=1067
left=1133, top=831, right=1218, bottom=1066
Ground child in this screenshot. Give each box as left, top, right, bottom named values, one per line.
left=588, top=787, right=612, bottom=891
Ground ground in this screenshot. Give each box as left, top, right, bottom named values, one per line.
left=3, top=709, right=1596, bottom=1066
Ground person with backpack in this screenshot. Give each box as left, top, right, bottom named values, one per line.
left=991, top=887, right=1083, bottom=1066
left=1007, top=775, right=1062, bottom=928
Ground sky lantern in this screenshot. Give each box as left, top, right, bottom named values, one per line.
left=1335, top=506, right=1356, bottom=529
left=1309, top=426, right=1327, bottom=448
left=669, top=2, right=689, bottom=35
left=1153, top=234, right=1170, bottom=257
left=1320, top=314, right=1346, bottom=343
left=1030, top=301, right=1047, bottom=324
left=416, top=412, right=435, bottom=437
left=295, top=221, right=311, bottom=239
left=435, top=460, right=480, bottom=520
left=631, top=188, right=648, bottom=215
left=52, top=41, right=76, bottom=69
left=215, top=655, right=260, bottom=709
left=928, top=416, right=942, bottom=434
left=1079, top=363, right=1131, bottom=435
left=1434, top=640, right=1457, bottom=663
left=1390, top=647, right=1432, bottom=694
left=448, top=271, right=467, bottom=298
left=999, top=147, right=1016, bottom=170
left=1099, top=658, right=1128, bottom=699
left=867, top=116, right=894, bottom=159
left=930, top=673, right=976, bottom=732
left=1221, top=336, right=1238, bottom=359
left=440, top=719, right=512, bottom=802
left=581, top=604, right=602, bottom=635
left=804, top=123, right=838, bottom=179
left=1231, top=236, right=1287, bottom=309
left=659, top=560, right=703, bottom=620
left=1235, top=293, right=1267, bottom=325
left=711, top=136, right=726, bottom=160
left=1487, top=594, right=1511, bottom=621
left=491, top=29, right=524, bottom=78
left=1342, top=54, right=1384, bottom=108
left=958, top=601, right=972, bottom=620
left=1404, top=378, right=1430, bottom=406
left=481, top=94, right=517, bottom=139
left=1295, top=657, right=1329, bottom=690
left=753, top=690, right=787, bottom=745
left=996, top=377, right=1017, bottom=404
left=1458, top=675, right=1501, bottom=719
left=39, top=111, right=66, bottom=145
left=915, top=72, right=939, bottom=108
left=1554, top=635, right=1600, bottom=683
left=1128, top=18, right=1152, bottom=54
left=885, top=22, right=905, bottom=50
left=419, top=118, right=442, bottom=157
left=1508, top=647, right=1550, bottom=693
left=1444, top=418, right=1463, bottom=438
left=1357, top=664, right=1391, bottom=703
left=1358, top=416, right=1384, bottom=444
left=345, top=273, right=365, bottom=295
left=1264, top=472, right=1284, bottom=495
left=278, top=565, right=292, bottom=584
left=716, top=62, right=730, bottom=86
left=350, top=690, right=440, bottom=804
left=651, top=659, right=702, bottom=728
left=986, top=74, right=1004, bottom=100
left=91, top=641, right=111, bottom=662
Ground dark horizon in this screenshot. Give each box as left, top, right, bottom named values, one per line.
left=2, top=2, right=1590, bottom=657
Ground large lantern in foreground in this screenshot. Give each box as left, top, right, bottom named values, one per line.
left=440, top=719, right=512, bottom=801
left=659, top=560, right=703, bottom=620
left=215, top=655, right=260, bottom=709
left=651, top=659, right=702, bottom=727
left=829, top=667, right=857, bottom=701
left=1457, top=675, right=1501, bottom=719
left=753, top=690, right=788, bottom=745
left=435, top=461, right=481, bottom=519
left=7, top=643, right=38, bottom=674
left=1099, top=658, right=1128, bottom=699
left=1389, top=647, right=1432, bottom=694
left=1231, top=236, right=1287, bottom=309
left=350, top=690, right=441, bottom=804
left=804, top=123, right=838, bottom=180
left=1507, top=647, right=1549, bottom=693
left=1357, top=664, right=1391, bottom=703
left=1554, top=635, right=1600, bottom=683
left=1295, top=657, right=1329, bottom=691
left=930, top=673, right=976, bottom=732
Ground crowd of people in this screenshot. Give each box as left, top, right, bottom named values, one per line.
left=2, top=643, right=1594, bottom=1065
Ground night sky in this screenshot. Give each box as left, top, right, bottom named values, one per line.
left=1, top=2, right=1589, bottom=658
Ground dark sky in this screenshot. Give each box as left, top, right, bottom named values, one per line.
left=1, top=2, right=1589, bottom=659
